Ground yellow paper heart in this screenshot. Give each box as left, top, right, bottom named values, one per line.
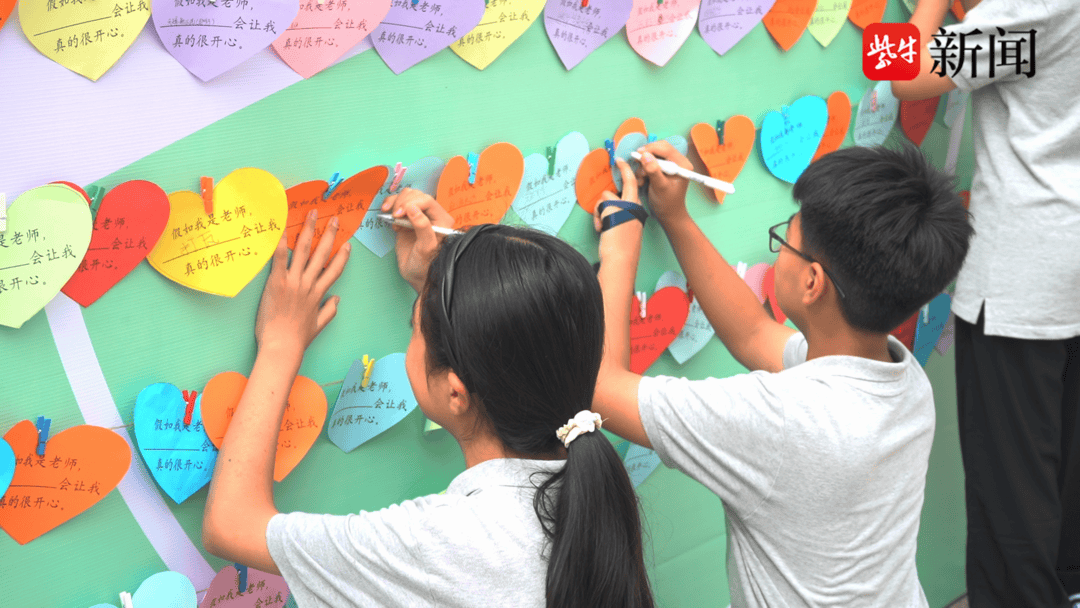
left=148, top=168, right=287, bottom=298
left=450, top=0, right=547, bottom=70
left=19, top=0, right=151, bottom=81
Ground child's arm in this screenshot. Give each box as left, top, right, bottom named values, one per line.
left=637, top=141, right=794, bottom=373
left=381, top=188, right=456, bottom=294
left=892, top=0, right=959, bottom=100
left=202, top=211, right=349, bottom=574
left=593, top=158, right=652, bottom=448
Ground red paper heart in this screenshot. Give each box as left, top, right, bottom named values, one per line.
left=285, top=166, right=388, bottom=261
left=901, top=97, right=940, bottom=146
left=436, top=143, right=524, bottom=227
left=61, top=180, right=171, bottom=307
left=630, top=287, right=691, bottom=374
left=0, top=420, right=131, bottom=545
left=0, top=0, right=15, bottom=33
left=891, top=310, right=919, bottom=351
left=762, top=265, right=788, bottom=324
left=847, top=0, right=886, bottom=29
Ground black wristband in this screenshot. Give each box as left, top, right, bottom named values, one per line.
left=598, top=200, right=648, bottom=232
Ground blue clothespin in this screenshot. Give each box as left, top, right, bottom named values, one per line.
left=467, top=152, right=479, bottom=185
left=647, top=134, right=658, bottom=143
left=604, top=139, right=616, bottom=167
left=323, top=172, right=343, bottom=200
left=35, top=416, right=51, bottom=457
left=546, top=146, right=557, bottom=176
left=86, top=185, right=105, bottom=215
left=236, top=563, right=248, bottom=594
left=411, top=0, right=418, bottom=4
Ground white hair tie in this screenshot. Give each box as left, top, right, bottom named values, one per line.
left=556, top=410, right=604, bottom=448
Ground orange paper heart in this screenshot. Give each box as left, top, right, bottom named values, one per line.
left=900, top=96, right=940, bottom=146
left=575, top=148, right=618, bottom=215
left=437, top=143, right=524, bottom=227
left=847, top=0, right=886, bottom=29
left=630, top=287, right=691, bottom=374
left=762, top=265, right=788, bottom=324
left=763, top=0, right=816, bottom=51
left=614, top=117, right=648, bottom=145
left=959, top=190, right=970, bottom=210
left=0, top=421, right=131, bottom=545
left=200, top=372, right=326, bottom=482
left=951, top=1, right=965, bottom=20
left=285, top=166, right=389, bottom=260
left=812, top=91, right=851, bottom=162
left=690, top=116, right=754, bottom=203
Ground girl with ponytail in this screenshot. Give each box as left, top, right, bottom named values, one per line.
left=202, top=162, right=655, bottom=608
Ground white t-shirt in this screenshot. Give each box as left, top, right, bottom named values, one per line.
left=266, top=458, right=563, bottom=608
left=943, top=2, right=1080, bottom=339
left=639, top=333, right=933, bottom=607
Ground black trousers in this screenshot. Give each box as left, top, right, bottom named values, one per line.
left=956, top=313, right=1080, bottom=608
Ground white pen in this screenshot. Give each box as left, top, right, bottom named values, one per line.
left=629, top=150, right=736, bottom=194
left=376, top=213, right=462, bottom=235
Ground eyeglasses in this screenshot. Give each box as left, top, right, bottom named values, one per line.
left=767, top=217, right=847, bottom=300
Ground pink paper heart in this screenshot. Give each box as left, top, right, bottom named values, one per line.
left=625, top=0, right=701, bottom=66
left=271, top=0, right=390, bottom=78
left=198, top=564, right=290, bottom=608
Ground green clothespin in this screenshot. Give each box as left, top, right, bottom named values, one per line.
left=86, top=185, right=105, bottom=215
left=546, top=146, right=557, bottom=176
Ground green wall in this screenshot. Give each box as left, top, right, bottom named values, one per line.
left=0, top=3, right=972, bottom=605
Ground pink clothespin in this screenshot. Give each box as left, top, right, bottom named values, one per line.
left=390, top=163, right=407, bottom=192
left=871, top=91, right=879, bottom=113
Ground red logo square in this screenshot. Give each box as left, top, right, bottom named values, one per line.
left=863, top=23, right=921, bottom=81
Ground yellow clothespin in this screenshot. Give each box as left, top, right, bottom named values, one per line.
left=361, top=355, right=376, bottom=388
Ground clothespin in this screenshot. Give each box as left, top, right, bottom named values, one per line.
left=604, top=139, right=616, bottom=167
left=361, top=355, right=376, bottom=389
left=467, top=152, right=479, bottom=185
left=323, top=172, right=343, bottom=200
left=119, top=591, right=133, bottom=608
left=0, top=193, right=7, bottom=233
left=921, top=303, right=930, bottom=324
left=716, top=119, right=724, bottom=138
left=182, top=390, right=198, bottom=426
left=236, top=563, right=248, bottom=594
left=581, top=0, right=588, bottom=6
left=736, top=261, right=748, bottom=279
left=647, top=134, right=658, bottom=143
left=200, top=176, right=214, bottom=215
left=390, top=163, right=407, bottom=192
left=871, top=90, right=878, bottom=113
left=35, top=416, right=51, bottom=457
left=411, top=0, right=419, bottom=5
left=636, top=291, right=647, bottom=318
left=86, top=185, right=106, bottom=215
left=546, top=147, right=557, bottom=177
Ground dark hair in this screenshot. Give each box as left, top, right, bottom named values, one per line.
left=793, top=143, right=974, bottom=332
left=420, top=225, right=655, bottom=608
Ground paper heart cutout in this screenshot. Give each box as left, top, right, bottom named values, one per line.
left=437, top=142, right=524, bottom=227
left=742, top=262, right=770, bottom=303
left=545, top=0, right=633, bottom=70
left=901, top=96, right=940, bottom=146
left=612, top=134, right=689, bottom=198
left=623, top=443, right=662, bottom=487
left=153, top=0, right=300, bottom=82
left=201, top=372, right=326, bottom=481
left=286, top=166, right=388, bottom=261
left=133, top=383, right=218, bottom=504
left=761, top=264, right=787, bottom=324
left=328, top=353, right=418, bottom=453
left=61, top=180, right=170, bottom=307
left=943, top=89, right=968, bottom=128
left=451, top=0, right=546, bottom=70
left=0, top=0, right=15, bottom=34
left=853, top=81, right=899, bottom=146
left=630, top=286, right=691, bottom=374
left=575, top=148, right=618, bottom=215
left=811, top=91, right=851, bottom=162
left=959, top=190, right=970, bottom=209
left=698, top=0, right=776, bottom=56
left=807, top=0, right=849, bottom=47
left=913, top=293, right=951, bottom=366
left=272, top=0, right=391, bottom=79
left=935, top=311, right=956, bottom=355
left=890, top=310, right=918, bottom=352
left=147, top=168, right=287, bottom=298
left=760, top=95, right=828, bottom=184
left=51, top=181, right=91, bottom=203
left=614, top=117, right=647, bottom=145
left=847, top=0, right=885, bottom=29
left=354, top=157, right=446, bottom=258
left=509, top=132, right=589, bottom=235
left=20, top=0, right=149, bottom=81
left=0, top=420, right=131, bottom=544
left=90, top=571, right=198, bottom=608
left=372, top=0, right=486, bottom=74
left=690, top=115, right=754, bottom=203
left=0, top=184, right=93, bottom=329
left=626, top=0, right=701, bottom=66
left=762, top=0, right=815, bottom=51
left=950, top=1, right=965, bottom=20
left=0, top=439, right=14, bottom=501
left=199, top=564, right=290, bottom=608
left=655, top=270, right=714, bottom=364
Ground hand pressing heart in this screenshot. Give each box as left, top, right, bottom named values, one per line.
left=285, top=166, right=388, bottom=261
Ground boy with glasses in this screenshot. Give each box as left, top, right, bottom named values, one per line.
left=591, top=144, right=972, bottom=607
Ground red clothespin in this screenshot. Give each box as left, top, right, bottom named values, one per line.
left=200, top=177, right=214, bottom=215
left=390, top=163, right=407, bottom=192
left=182, top=390, right=198, bottom=426
left=581, top=0, right=588, bottom=6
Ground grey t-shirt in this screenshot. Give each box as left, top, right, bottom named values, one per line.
left=639, top=333, right=933, bottom=607
left=943, top=3, right=1080, bottom=339
left=266, top=458, right=563, bottom=608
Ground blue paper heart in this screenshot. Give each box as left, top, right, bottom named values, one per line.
left=760, top=95, right=828, bottom=184
left=327, top=353, right=419, bottom=453
left=913, top=292, right=952, bottom=366
left=0, top=438, right=14, bottom=506
left=88, top=571, right=197, bottom=608
left=655, top=270, right=714, bottom=364
left=853, top=81, right=900, bottom=146
left=353, top=156, right=446, bottom=258
left=623, top=444, right=662, bottom=488
left=509, top=131, right=589, bottom=236
left=133, top=383, right=218, bottom=504
left=612, top=134, right=690, bottom=201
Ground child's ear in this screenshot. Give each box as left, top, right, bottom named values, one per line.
left=803, top=263, right=830, bottom=305
left=446, top=372, right=471, bottom=416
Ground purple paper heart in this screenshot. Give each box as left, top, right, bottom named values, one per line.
left=153, top=0, right=300, bottom=82
left=544, top=0, right=633, bottom=70
left=697, top=0, right=776, bottom=55
left=372, top=0, right=486, bottom=75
